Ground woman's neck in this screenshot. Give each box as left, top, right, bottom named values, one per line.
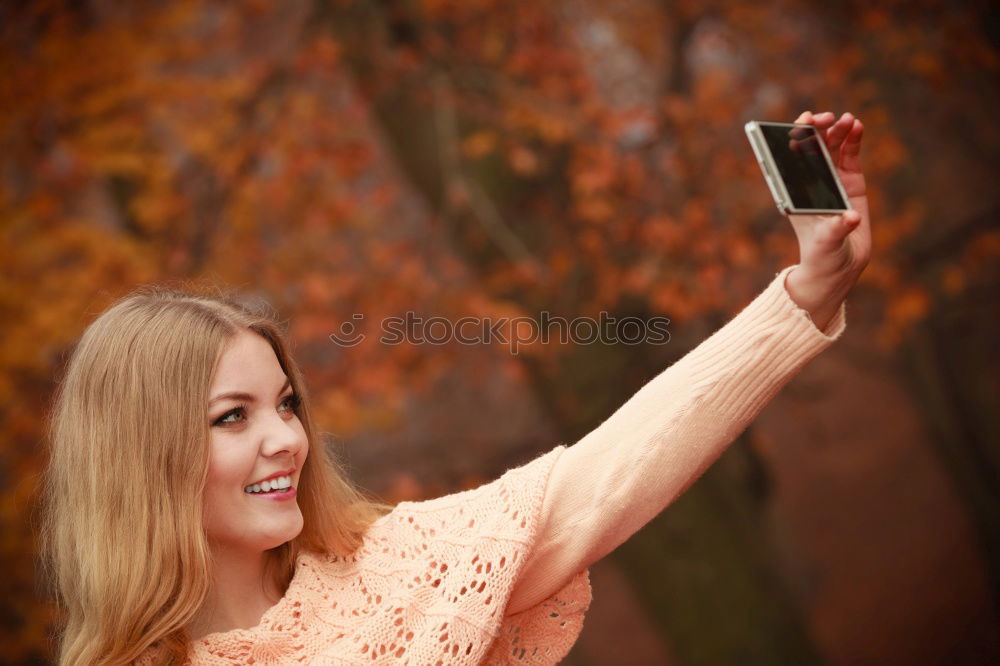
left=188, top=547, right=284, bottom=641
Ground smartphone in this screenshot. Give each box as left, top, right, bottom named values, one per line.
left=744, top=121, right=851, bottom=215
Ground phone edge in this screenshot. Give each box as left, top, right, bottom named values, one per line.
left=744, top=121, right=793, bottom=214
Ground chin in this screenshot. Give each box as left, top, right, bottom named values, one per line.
left=271, top=517, right=305, bottom=547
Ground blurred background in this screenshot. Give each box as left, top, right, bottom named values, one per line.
left=2, top=0, right=998, bottom=663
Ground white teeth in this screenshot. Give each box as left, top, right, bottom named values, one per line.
left=244, top=475, right=293, bottom=494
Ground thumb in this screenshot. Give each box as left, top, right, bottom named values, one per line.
left=826, top=209, right=861, bottom=244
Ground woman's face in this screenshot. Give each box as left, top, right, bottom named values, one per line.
left=203, top=330, right=309, bottom=555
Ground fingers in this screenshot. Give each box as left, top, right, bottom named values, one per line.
left=794, top=110, right=835, bottom=127
left=825, top=112, right=854, bottom=148
left=840, top=119, right=864, bottom=166
left=794, top=110, right=864, bottom=168
left=794, top=110, right=854, bottom=136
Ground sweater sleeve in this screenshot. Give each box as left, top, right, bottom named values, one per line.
left=507, top=265, right=847, bottom=615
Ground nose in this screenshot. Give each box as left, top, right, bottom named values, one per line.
left=258, top=409, right=305, bottom=459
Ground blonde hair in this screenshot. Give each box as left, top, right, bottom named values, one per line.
left=39, top=284, right=391, bottom=665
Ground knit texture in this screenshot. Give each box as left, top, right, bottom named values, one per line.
left=139, top=447, right=590, bottom=665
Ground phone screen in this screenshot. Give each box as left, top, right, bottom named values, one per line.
left=760, top=124, right=848, bottom=210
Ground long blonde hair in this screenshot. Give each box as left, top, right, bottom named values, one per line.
left=39, top=284, right=391, bottom=665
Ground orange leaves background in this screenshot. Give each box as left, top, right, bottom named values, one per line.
left=2, top=0, right=998, bottom=662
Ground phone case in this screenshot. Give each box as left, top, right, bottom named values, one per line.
left=744, top=121, right=851, bottom=215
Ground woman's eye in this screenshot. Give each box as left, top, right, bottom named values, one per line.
left=212, top=395, right=299, bottom=427
left=280, top=393, right=301, bottom=413
left=214, top=405, right=247, bottom=426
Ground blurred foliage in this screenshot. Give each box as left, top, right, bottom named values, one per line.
left=1, top=0, right=997, bottom=662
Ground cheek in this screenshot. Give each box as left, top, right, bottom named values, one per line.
left=294, top=421, right=309, bottom=464
left=203, top=462, right=231, bottom=513
left=202, top=442, right=248, bottom=528
left=206, top=436, right=252, bottom=493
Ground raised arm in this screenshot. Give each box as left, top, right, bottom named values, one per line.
left=507, top=110, right=870, bottom=615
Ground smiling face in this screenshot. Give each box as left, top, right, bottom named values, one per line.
left=203, top=329, right=309, bottom=555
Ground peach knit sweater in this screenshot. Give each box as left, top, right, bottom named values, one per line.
left=139, top=265, right=846, bottom=665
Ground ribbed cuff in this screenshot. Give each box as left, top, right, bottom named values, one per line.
left=775, top=264, right=847, bottom=340
left=682, top=265, right=847, bottom=423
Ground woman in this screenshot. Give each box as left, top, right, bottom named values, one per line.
left=40, top=110, right=869, bottom=664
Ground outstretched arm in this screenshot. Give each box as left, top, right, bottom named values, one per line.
left=507, top=110, right=870, bottom=615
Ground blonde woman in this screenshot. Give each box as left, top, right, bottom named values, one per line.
left=40, top=110, right=869, bottom=665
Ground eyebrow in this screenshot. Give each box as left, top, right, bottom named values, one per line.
left=209, top=377, right=292, bottom=407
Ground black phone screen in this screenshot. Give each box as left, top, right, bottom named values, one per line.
left=760, top=124, right=848, bottom=210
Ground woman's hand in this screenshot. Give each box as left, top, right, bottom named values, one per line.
left=783, top=110, right=871, bottom=331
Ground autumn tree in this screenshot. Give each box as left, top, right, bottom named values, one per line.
left=1, top=0, right=996, bottom=662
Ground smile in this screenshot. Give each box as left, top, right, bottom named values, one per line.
left=244, top=485, right=297, bottom=501
left=244, top=475, right=293, bottom=494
